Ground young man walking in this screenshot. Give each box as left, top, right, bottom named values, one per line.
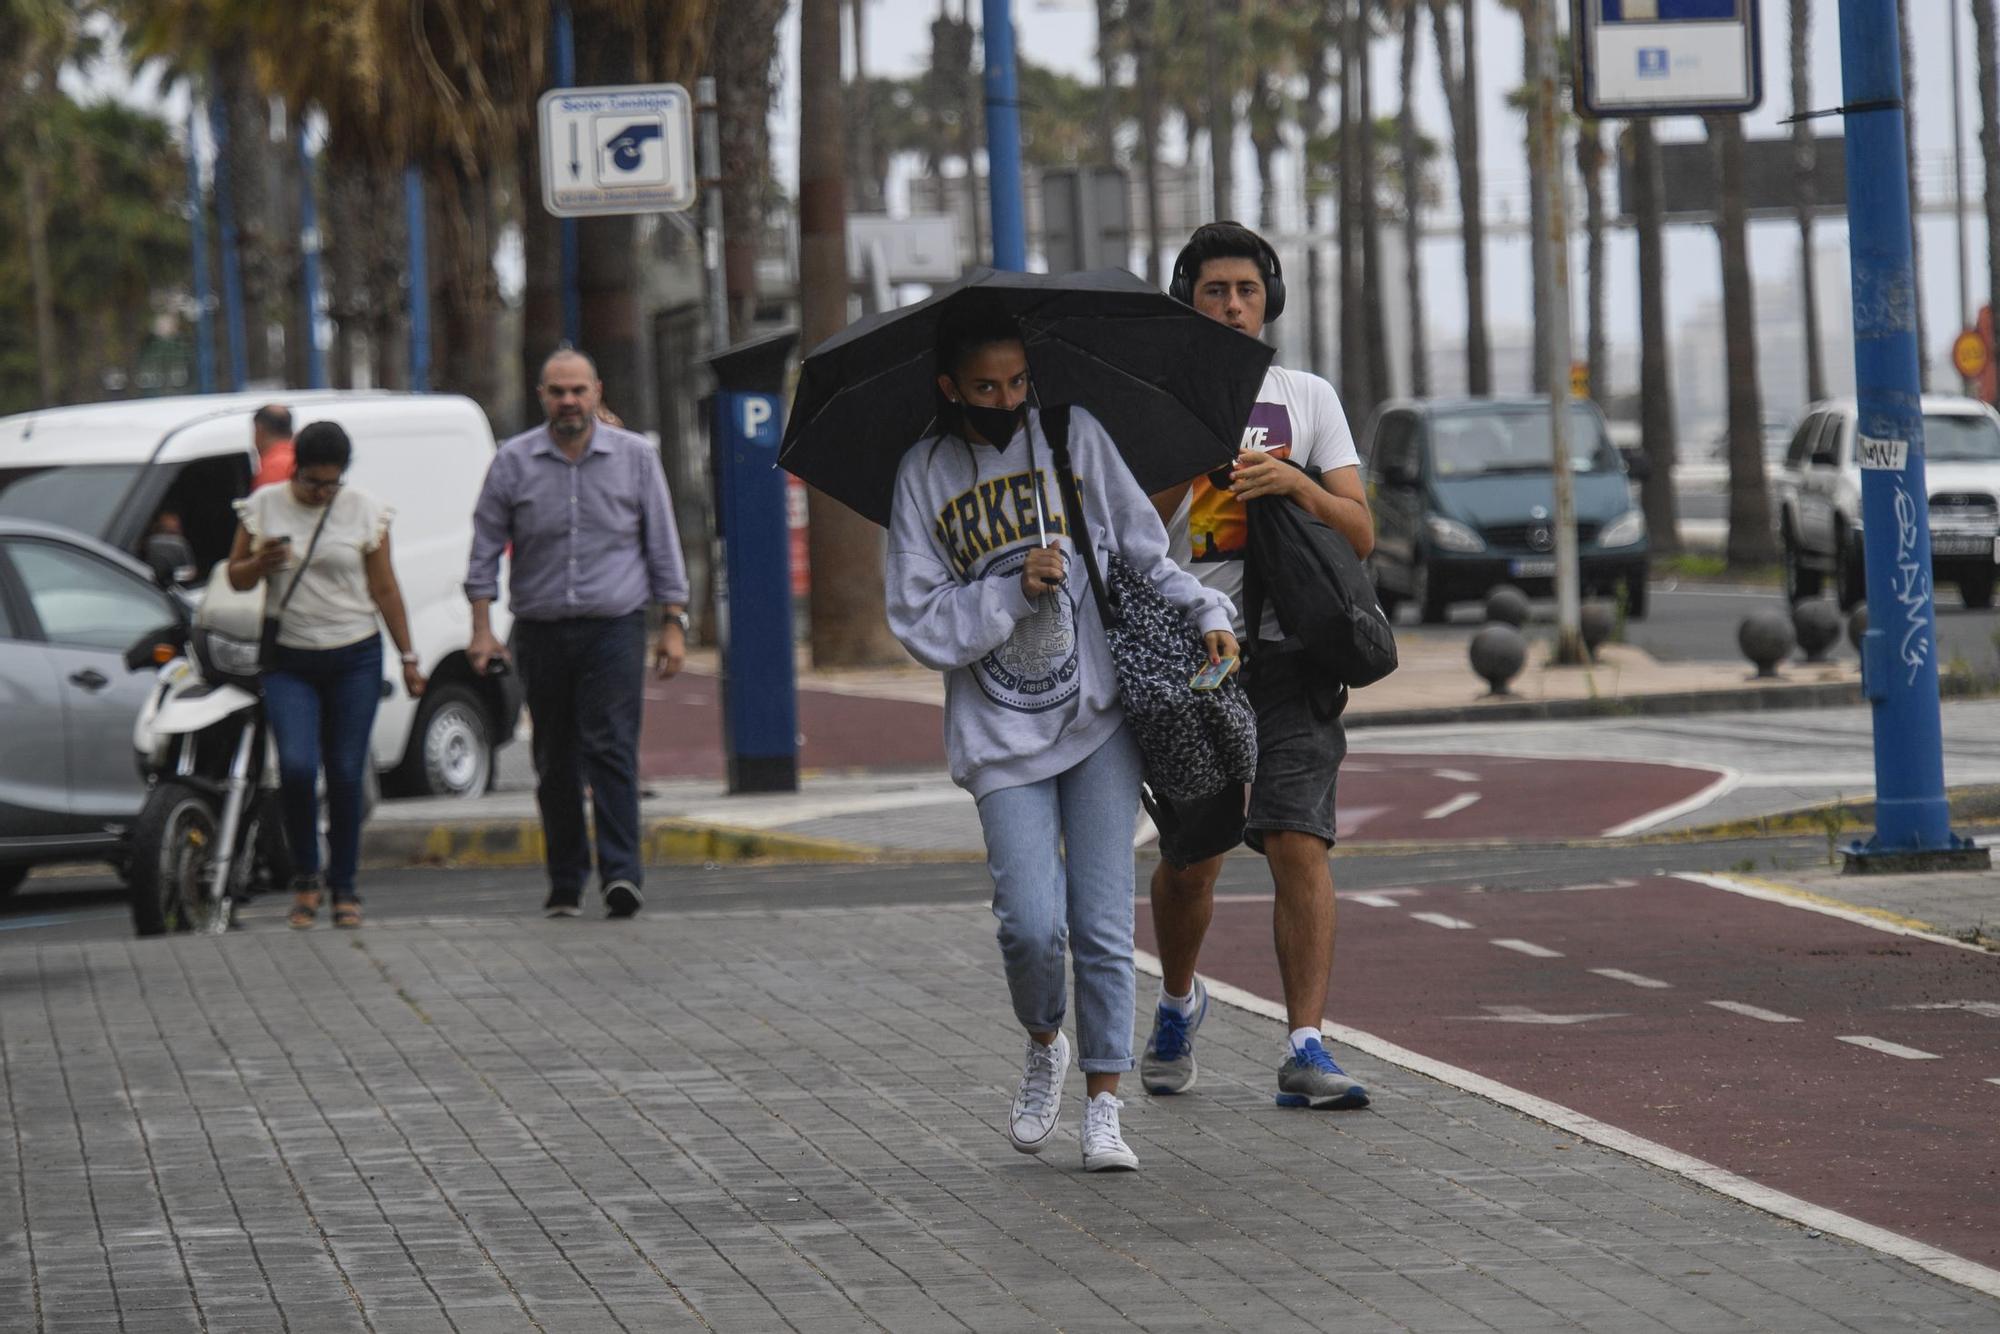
left=466, top=349, right=690, bottom=920
left=1144, top=221, right=1376, bottom=1110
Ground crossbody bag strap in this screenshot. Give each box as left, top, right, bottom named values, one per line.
left=273, top=498, right=336, bottom=625
left=1034, top=405, right=1119, bottom=628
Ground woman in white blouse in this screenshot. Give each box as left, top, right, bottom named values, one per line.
left=226, top=421, right=425, bottom=929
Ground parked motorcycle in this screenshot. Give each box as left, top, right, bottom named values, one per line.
left=124, top=613, right=290, bottom=936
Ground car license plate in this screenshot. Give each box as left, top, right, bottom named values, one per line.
left=1932, top=534, right=1990, bottom=556
left=1509, top=559, right=1557, bottom=577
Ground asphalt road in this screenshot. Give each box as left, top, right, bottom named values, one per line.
left=1397, top=578, right=2000, bottom=668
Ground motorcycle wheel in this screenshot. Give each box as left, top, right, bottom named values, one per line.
left=129, top=781, right=231, bottom=937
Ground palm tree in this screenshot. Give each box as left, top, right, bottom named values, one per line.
left=1338, top=0, right=1369, bottom=415
left=1790, top=0, right=1826, bottom=402
left=1976, top=0, right=2000, bottom=387
left=1430, top=0, right=1490, bottom=394
left=1898, top=0, right=1929, bottom=388
left=1130, top=0, right=1167, bottom=285
left=1, top=0, right=69, bottom=404
left=1510, top=0, right=1549, bottom=394
left=1357, top=0, right=1390, bottom=413
left=1576, top=115, right=1607, bottom=404
left=1709, top=114, right=1778, bottom=569
left=1397, top=0, right=1427, bottom=397
left=1630, top=121, right=1679, bottom=556
left=1201, top=0, right=1238, bottom=218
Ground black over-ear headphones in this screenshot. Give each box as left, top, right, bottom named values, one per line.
left=1168, top=221, right=1286, bottom=322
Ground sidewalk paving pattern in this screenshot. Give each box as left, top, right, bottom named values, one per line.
left=5, top=904, right=1999, bottom=1332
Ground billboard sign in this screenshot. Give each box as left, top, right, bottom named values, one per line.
left=1576, top=0, right=1763, bottom=118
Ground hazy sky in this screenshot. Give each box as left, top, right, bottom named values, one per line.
left=772, top=0, right=1993, bottom=402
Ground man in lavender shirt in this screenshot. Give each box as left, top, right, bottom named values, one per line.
left=467, top=349, right=690, bottom=919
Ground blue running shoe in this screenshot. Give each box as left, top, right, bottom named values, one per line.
left=1276, top=1036, right=1370, bottom=1109
left=1140, top=977, right=1208, bottom=1095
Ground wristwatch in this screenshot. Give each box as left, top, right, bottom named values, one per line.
left=664, top=610, right=691, bottom=633
left=399, top=650, right=419, bottom=666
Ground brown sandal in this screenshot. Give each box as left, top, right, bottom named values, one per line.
left=288, top=888, right=322, bottom=929
left=332, top=901, right=363, bottom=929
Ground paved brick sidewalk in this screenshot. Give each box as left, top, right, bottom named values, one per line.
left=3, top=905, right=1995, bottom=1332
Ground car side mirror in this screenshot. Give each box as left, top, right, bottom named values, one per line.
left=124, top=623, right=186, bottom=673
left=1620, top=448, right=1652, bottom=482
left=142, top=533, right=199, bottom=588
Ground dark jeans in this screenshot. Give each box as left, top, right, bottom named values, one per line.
left=265, top=634, right=383, bottom=900
left=514, top=612, right=646, bottom=897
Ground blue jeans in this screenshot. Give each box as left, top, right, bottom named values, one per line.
left=975, top=726, right=1144, bottom=1074
left=513, top=613, right=646, bottom=897
left=265, top=634, right=383, bottom=900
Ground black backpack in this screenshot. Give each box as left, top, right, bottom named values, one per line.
left=1242, top=461, right=1399, bottom=692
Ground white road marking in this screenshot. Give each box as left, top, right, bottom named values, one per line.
left=1492, top=938, right=1564, bottom=958
left=1458, top=1004, right=1626, bottom=1025
left=1431, top=768, right=1482, bottom=783
left=1590, top=968, right=1672, bottom=990
left=1838, top=1035, right=1943, bottom=1060
left=1599, top=765, right=1741, bottom=837
left=1348, top=893, right=1414, bottom=908
left=1546, top=878, right=1639, bottom=892
left=1409, top=911, right=1476, bottom=929
left=1134, top=950, right=2000, bottom=1302
left=1707, top=1000, right=1802, bottom=1024
left=1676, top=873, right=1993, bottom=955
left=1902, top=1001, right=2000, bottom=1019
left=1422, top=793, right=1482, bottom=821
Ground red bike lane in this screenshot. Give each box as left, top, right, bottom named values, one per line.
left=1333, top=753, right=1724, bottom=842
left=1141, top=875, right=2000, bottom=1268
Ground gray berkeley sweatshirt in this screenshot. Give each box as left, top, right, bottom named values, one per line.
left=886, top=404, right=1236, bottom=799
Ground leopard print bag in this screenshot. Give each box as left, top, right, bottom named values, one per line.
left=1040, top=407, right=1258, bottom=802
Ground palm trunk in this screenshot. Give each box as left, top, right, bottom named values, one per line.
left=802, top=0, right=900, bottom=666
left=1976, top=0, right=2000, bottom=400
left=577, top=13, right=645, bottom=425
left=518, top=121, right=563, bottom=422
left=1134, top=0, right=1166, bottom=286
left=1789, top=0, right=1826, bottom=402
left=1095, top=0, right=1118, bottom=162
left=1522, top=10, right=1549, bottom=394
left=1632, top=121, right=1679, bottom=556
left=1358, top=1, right=1389, bottom=412
left=1339, top=0, right=1366, bottom=405
left=1400, top=0, right=1427, bottom=397
left=20, top=108, right=58, bottom=404
left=956, top=7, right=985, bottom=263
left=1306, top=17, right=1331, bottom=376
left=1431, top=0, right=1489, bottom=394
left=1578, top=118, right=1607, bottom=403
left=1710, top=116, right=1777, bottom=569
left=1897, top=0, right=1929, bottom=388
left=716, top=0, right=789, bottom=341
left=1203, top=0, right=1234, bottom=219
left=849, top=0, right=883, bottom=213
left=426, top=156, right=502, bottom=421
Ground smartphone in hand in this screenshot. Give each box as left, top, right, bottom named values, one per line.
left=1189, top=656, right=1237, bottom=691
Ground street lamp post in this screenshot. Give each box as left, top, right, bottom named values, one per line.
left=1837, top=0, right=1988, bottom=870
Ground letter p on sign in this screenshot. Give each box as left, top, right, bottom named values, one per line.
left=741, top=397, right=774, bottom=439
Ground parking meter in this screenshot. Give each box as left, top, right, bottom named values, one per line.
left=708, top=330, right=800, bottom=793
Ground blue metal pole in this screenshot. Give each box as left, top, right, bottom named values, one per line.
left=186, top=107, right=216, bottom=394
left=207, top=91, right=247, bottom=391
left=981, top=0, right=1027, bottom=270
left=404, top=166, right=431, bottom=393
left=1837, top=0, right=1964, bottom=859
left=553, top=0, right=582, bottom=345
left=295, top=124, right=326, bottom=389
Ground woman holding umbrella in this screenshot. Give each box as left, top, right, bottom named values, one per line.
left=885, top=296, right=1239, bottom=1171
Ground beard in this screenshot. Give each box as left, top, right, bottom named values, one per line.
left=550, top=407, right=588, bottom=439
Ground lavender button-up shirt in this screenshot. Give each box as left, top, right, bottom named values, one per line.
left=465, top=422, right=689, bottom=622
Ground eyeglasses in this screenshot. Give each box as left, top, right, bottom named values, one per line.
left=296, top=475, right=345, bottom=495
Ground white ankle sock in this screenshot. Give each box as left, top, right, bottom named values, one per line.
left=1288, top=1027, right=1322, bottom=1058
left=1159, top=984, right=1198, bottom=1017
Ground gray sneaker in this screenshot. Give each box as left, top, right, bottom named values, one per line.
left=1276, top=1036, right=1370, bottom=1110
left=1140, top=977, right=1208, bottom=1095
left=1008, top=1033, right=1069, bottom=1154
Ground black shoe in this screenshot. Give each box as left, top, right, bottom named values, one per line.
left=604, top=880, right=642, bottom=919
left=543, top=889, right=582, bottom=919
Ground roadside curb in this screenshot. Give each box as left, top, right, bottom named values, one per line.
left=1659, top=784, right=2000, bottom=843
left=1346, top=679, right=1863, bottom=729
left=363, top=817, right=900, bottom=869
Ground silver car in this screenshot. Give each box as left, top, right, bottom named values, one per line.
left=0, top=519, right=181, bottom=898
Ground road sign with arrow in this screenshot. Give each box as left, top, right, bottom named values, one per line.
left=538, top=83, right=695, bottom=217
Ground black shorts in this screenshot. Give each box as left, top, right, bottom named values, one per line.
left=1145, top=649, right=1348, bottom=867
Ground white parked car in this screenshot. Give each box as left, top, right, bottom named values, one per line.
left=0, top=391, right=519, bottom=801
left=1777, top=395, right=2000, bottom=610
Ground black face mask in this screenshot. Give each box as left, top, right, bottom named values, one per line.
left=953, top=398, right=1026, bottom=447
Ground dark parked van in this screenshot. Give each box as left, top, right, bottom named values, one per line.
left=1364, top=397, right=1650, bottom=623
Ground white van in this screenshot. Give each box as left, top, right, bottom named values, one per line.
left=0, top=391, right=519, bottom=798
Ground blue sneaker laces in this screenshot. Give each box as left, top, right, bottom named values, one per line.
left=1153, top=1005, right=1193, bottom=1061
left=1297, top=1038, right=1344, bottom=1074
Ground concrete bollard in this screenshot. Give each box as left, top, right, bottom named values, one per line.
left=1793, top=599, right=1842, bottom=662
left=1470, top=623, right=1528, bottom=695
left=1579, top=601, right=1616, bottom=658
left=1484, top=585, right=1530, bottom=628
left=1847, top=602, right=1868, bottom=651
left=1738, top=608, right=1796, bottom=679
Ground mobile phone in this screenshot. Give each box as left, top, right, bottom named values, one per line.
left=1189, top=656, right=1237, bottom=691
left=267, top=535, right=292, bottom=547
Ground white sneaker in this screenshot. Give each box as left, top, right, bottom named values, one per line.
left=1008, top=1032, right=1069, bottom=1153
left=1081, top=1092, right=1139, bottom=1171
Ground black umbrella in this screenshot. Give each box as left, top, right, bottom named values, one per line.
left=779, top=267, right=1275, bottom=527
